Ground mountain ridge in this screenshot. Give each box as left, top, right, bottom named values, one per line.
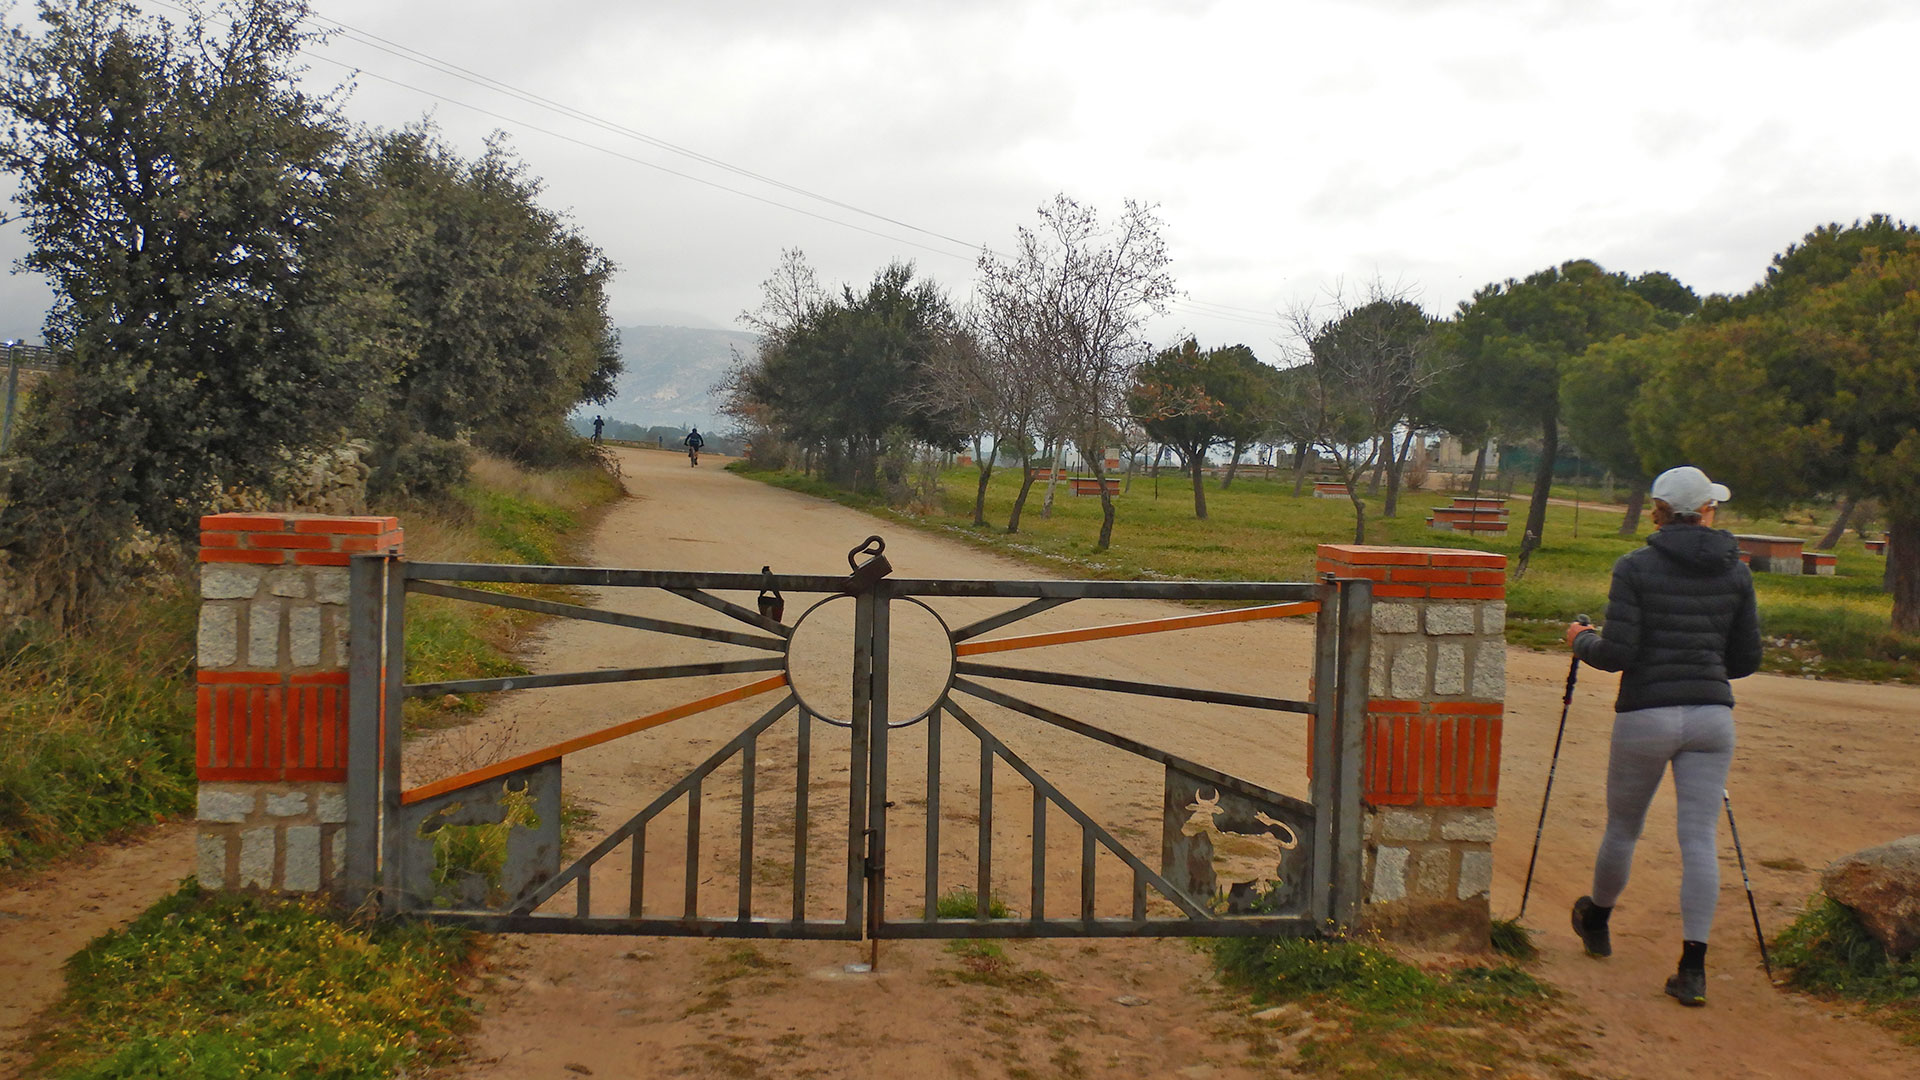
left=601, top=323, right=756, bottom=431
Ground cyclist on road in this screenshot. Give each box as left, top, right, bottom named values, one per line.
left=591, top=415, right=604, bottom=444
left=683, top=427, right=705, bottom=466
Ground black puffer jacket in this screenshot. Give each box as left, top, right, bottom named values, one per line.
left=1573, top=523, right=1762, bottom=712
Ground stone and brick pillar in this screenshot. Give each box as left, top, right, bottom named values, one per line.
left=1316, top=543, right=1507, bottom=945
left=196, top=513, right=402, bottom=893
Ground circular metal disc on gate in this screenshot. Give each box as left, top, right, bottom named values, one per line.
left=785, top=596, right=955, bottom=728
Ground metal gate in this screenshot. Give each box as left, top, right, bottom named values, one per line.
left=345, top=537, right=1370, bottom=940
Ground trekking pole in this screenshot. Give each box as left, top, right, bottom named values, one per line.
left=1518, top=614, right=1589, bottom=920
left=1723, top=789, right=1775, bottom=983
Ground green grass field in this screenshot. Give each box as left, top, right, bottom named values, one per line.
left=736, top=461, right=1916, bottom=683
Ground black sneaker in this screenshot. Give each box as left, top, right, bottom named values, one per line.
left=1571, top=896, right=1611, bottom=958
left=1665, top=968, right=1707, bottom=1006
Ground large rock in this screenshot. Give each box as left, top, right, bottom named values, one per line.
left=1822, top=835, right=1920, bottom=959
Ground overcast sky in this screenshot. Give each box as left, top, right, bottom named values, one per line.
left=3, top=0, right=1916, bottom=357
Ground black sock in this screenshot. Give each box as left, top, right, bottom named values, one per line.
left=1583, top=902, right=1613, bottom=930
left=1680, top=940, right=1708, bottom=972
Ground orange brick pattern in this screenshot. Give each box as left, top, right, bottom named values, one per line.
left=197, top=672, right=349, bottom=782
left=1362, top=702, right=1503, bottom=807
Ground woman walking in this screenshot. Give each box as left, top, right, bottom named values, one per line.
left=1565, top=465, right=1762, bottom=1007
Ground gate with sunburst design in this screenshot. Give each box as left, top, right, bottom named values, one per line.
left=343, top=536, right=1370, bottom=940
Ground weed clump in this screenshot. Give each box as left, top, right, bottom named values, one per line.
left=1206, top=935, right=1563, bottom=1075
left=935, top=887, right=1014, bottom=919
left=1774, top=896, right=1920, bottom=1041
left=24, top=882, right=478, bottom=1078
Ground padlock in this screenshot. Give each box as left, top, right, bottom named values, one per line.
left=756, top=565, right=785, bottom=623
left=842, top=535, right=893, bottom=594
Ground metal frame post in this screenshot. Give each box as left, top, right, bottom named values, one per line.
left=864, top=585, right=891, bottom=960
left=344, top=554, right=387, bottom=905
left=1331, top=578, right=1371, bottom=925
left=1, top=347, right=20, bottom=455
left=380, top=557, right=409, bottom=912
left=845, top=590, right=872, bottom=938
left=1310, top=576, right=1340, bottom=925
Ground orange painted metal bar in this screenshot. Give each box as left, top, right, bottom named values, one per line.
left=953, top=600, right=1319, bottom=657
left=400, top=673, right=790, bottom=805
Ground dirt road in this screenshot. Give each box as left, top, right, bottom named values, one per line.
left=5, top=446, right=1917, bottom=1079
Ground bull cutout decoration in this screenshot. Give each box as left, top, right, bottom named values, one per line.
left=1161, top=766, right=1310, bottom=915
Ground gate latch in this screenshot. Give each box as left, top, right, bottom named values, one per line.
left=841, top=535, right=893, bottom=594
left=756, top=565, right=785, bottom=623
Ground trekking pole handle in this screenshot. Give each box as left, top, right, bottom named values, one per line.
left=1563, top=616, right=1590, bottom=703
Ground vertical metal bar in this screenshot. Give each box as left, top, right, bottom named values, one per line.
left=1080, top=827, right=1095, bottom=923
left=629, top=828, right=645, bottom=918
left=0, top=349, right=19, bottom=455
left=738, top=739, right=757, bottom=921
left=1030, top=787, right=1046, bottom=922
left=1310, top=577, right=1340, bottom=925
left=344, top=555, right=383, bottom=904
left=577, top=866, right=592, bottom=918
left=845, top=601, right=872, bottom=933
left=924, top=707, right=942, bottom=921
left=977, top=748, right=993, bottom=919
left=793, top=710, right=810, bottom=923
left=1132, top=871, right=1146, bottom=922
left=380, top=559, right=407, bottom=913
left=866, top=589, right=891, bottom=936
left=1334, top=578, right=1372, bottom=927
left=684, top=780, right=703, bottom=919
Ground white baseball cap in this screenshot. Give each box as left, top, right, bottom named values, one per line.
left=1649, top=466, right=1730, bottom=513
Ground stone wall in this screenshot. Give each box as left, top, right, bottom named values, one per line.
left=196, top=512, right=402, bottom=894
left=1317, top=543, right=1507, bottom=947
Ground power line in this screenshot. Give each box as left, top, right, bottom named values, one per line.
left=306, top=11, right=985, bottom=253
left=135, top=1, right=1289, bottom=326
left=299, top=53, right=977, bottom=262
left=136, top=0, right=974, bottom=260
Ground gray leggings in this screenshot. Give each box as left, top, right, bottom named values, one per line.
left=1589, top=704, right=1735, bottom=942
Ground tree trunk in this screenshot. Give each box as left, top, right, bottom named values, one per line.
left=1468, top=441, right=1488, bottom=501
left=1093, top=457, right=1117, bottom=551
left=1619, top=483, right=1646, bottom=536
left=1006, top=445, right=1038, bottom=533
left=1891, top=512, right=1919, bottom=632
left=1522, top=417, right=1557, bottom=551
left=1291, top=444, right=1310, bottom=497
left=1816, top=495, right=1857, bottom=551
left=1038, top=437, right=1060, bottom=518
left=1221, top=443, right=1246, bottom=490
left=1152, top=444, right=1164, bottom=499
left=1188, top=448, right=1209, bottom=520
left=1383, top=426, right=1416, bottom=519
left=1368, top=436, right=1387, bottom=495
left=970, top=435, right=993, bottom=526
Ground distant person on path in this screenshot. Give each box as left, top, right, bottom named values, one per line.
left=592, top=415, right=604, bottom=444
left=1565, top=465, right=1762, bottom=1007
left=683, top=427, right=704, bottom=466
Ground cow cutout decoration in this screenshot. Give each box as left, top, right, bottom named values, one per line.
left=1161, top=767, right=1310, bottom=915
